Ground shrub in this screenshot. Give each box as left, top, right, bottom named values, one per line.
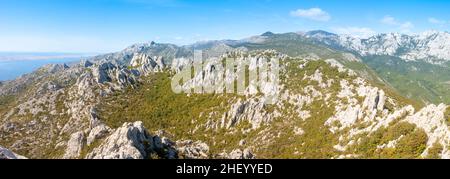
left=427, top=142, right=443, bottom=159
left=351, top=122, right=427, bottom=159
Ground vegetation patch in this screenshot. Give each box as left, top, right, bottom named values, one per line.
left=426, top=142, right=443, bottom=159
left=350, top=122, right=428, bottom=159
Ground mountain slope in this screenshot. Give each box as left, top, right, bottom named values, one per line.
left=301, top=30, right=450, bottom=104
left=304, top=30, right=450, bottom=62
left=1, top=43, right=449, bottom=159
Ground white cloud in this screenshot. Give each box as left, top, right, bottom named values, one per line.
left=381, top=15, right=398, bottom=25
left=380, top=15, right=414, bottom=32
left=290, top=8, right=331, bottom=22
left=332, top=27, right=376, bottom=38
left=428, top=17, right=446, bottom=24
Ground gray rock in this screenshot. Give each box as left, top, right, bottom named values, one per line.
left=152, top=136, right=164, bottom=150
left=81, top=60, right=93, bottom=68
left=130, top=53, right=166, bottom=75
left=87, top=124, right=112, bottom=146
left=42, top=63, right=69, bottom=74
left=162, top=137, right=175, bottom=147
left=0, top=146, right=26, bottom=159
left=86, top=121, right=152, bottom=159
left=222, top=98, right=273, bottom=129
left=63, top=131, right=86, bottom=159
left=406, top=104, right=450, bottom=158
left=220, top=148, right=255, bottom=159
left=176, top=140, right=210, bottom=159
left=92, top=62, right=115, bottom=83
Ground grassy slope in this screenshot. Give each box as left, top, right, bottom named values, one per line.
left=237, top=33, right=392, bottom=92
left=363, top=55, right=450, bottom=104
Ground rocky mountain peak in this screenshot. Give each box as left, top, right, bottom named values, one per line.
left=261, top=31, right=275, bottom=37
left=305, top=30, right=338, bottom=38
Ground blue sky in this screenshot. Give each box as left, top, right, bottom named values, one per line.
left=1, top=0, right=449, bottom=53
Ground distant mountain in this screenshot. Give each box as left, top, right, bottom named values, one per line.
left=115, top=30, right=450, bottom=104
left=305, top=30, right=338, bottom=39
left=261, top=31, right=276, bottom=37
left=56, top=30, right=450, bottom=104
left=304, top=30, right=450, bottom=63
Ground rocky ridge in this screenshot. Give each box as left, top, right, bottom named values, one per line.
left=304, top=30, right=450, bottom=63
left=1, top=42, right=450, bottom=159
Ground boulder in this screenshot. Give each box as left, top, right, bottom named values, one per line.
left=0, top=146, right=26, bottom=159
left=176, top=140, right=210, bottom=159
left=63, top=131, right=86, bottom=159
left=86, top=121, right=152, bottom=159
left=87, top=124, right=112, bottom=146
left=220, top=148, right=255, bottom=159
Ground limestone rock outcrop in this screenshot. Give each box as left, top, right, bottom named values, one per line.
left=0, top=146, right=26, bottom=159
left=86, top=121, right=152, bottom=159
left=176, top=140, right=210, bottom=159
left=63, top=131, right=86, bottom=159
left=219, top=149, right=255, bottom=159
left=406, top=104, right=450, bottom=158
left=130, top=53, right=166, bottom=75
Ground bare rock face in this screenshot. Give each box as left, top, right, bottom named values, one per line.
left=176, top=140, right=210, bottom=159
left=92, top=62, right=115, bottom=84
left=63, top=131, right=86, bottom=159
left=90, top=61, right=138, bottom=89
left=217, top=148, right=255, bottom=159
left=0, top=146, right=26, bottom=159
left=79, top=121, right=207, bottom=159
left=227, top=149, right=255, bottom=159
left=221, top=99, right=273, bottom=130
left=80, top=60, right=93, bottom=68
left=405, top=104, right=450, bottom=158
left=130, top=53, right=166, bottom=75
left=326, top=78, right=388, bottom=133
left=86, top=121, right=152, bottom=159
left=43, top=63, right=70, bottom=74
left=87, top=124, right=112, bottom=146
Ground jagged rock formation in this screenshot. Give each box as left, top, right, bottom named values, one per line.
left=405, top=104, right=450, bottom=158
left=63, top=131, right=86, bottom=159
left=1, top=40, right=450, bottom=159
left=130, top=53, right=166, bottom=74
left=86, top=121, right=155, bottom=159
left=87, top=124, right=111, bottom=146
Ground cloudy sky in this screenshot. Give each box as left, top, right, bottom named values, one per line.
left=1, top=0, right=449, bottom=53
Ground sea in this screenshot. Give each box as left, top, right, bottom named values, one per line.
left=0, top=55, right=85, bottom=81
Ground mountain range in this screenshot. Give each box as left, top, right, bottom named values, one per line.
left=187, top=30, right=450, bottom=104
left=1, top=30, right=450, bottom=159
